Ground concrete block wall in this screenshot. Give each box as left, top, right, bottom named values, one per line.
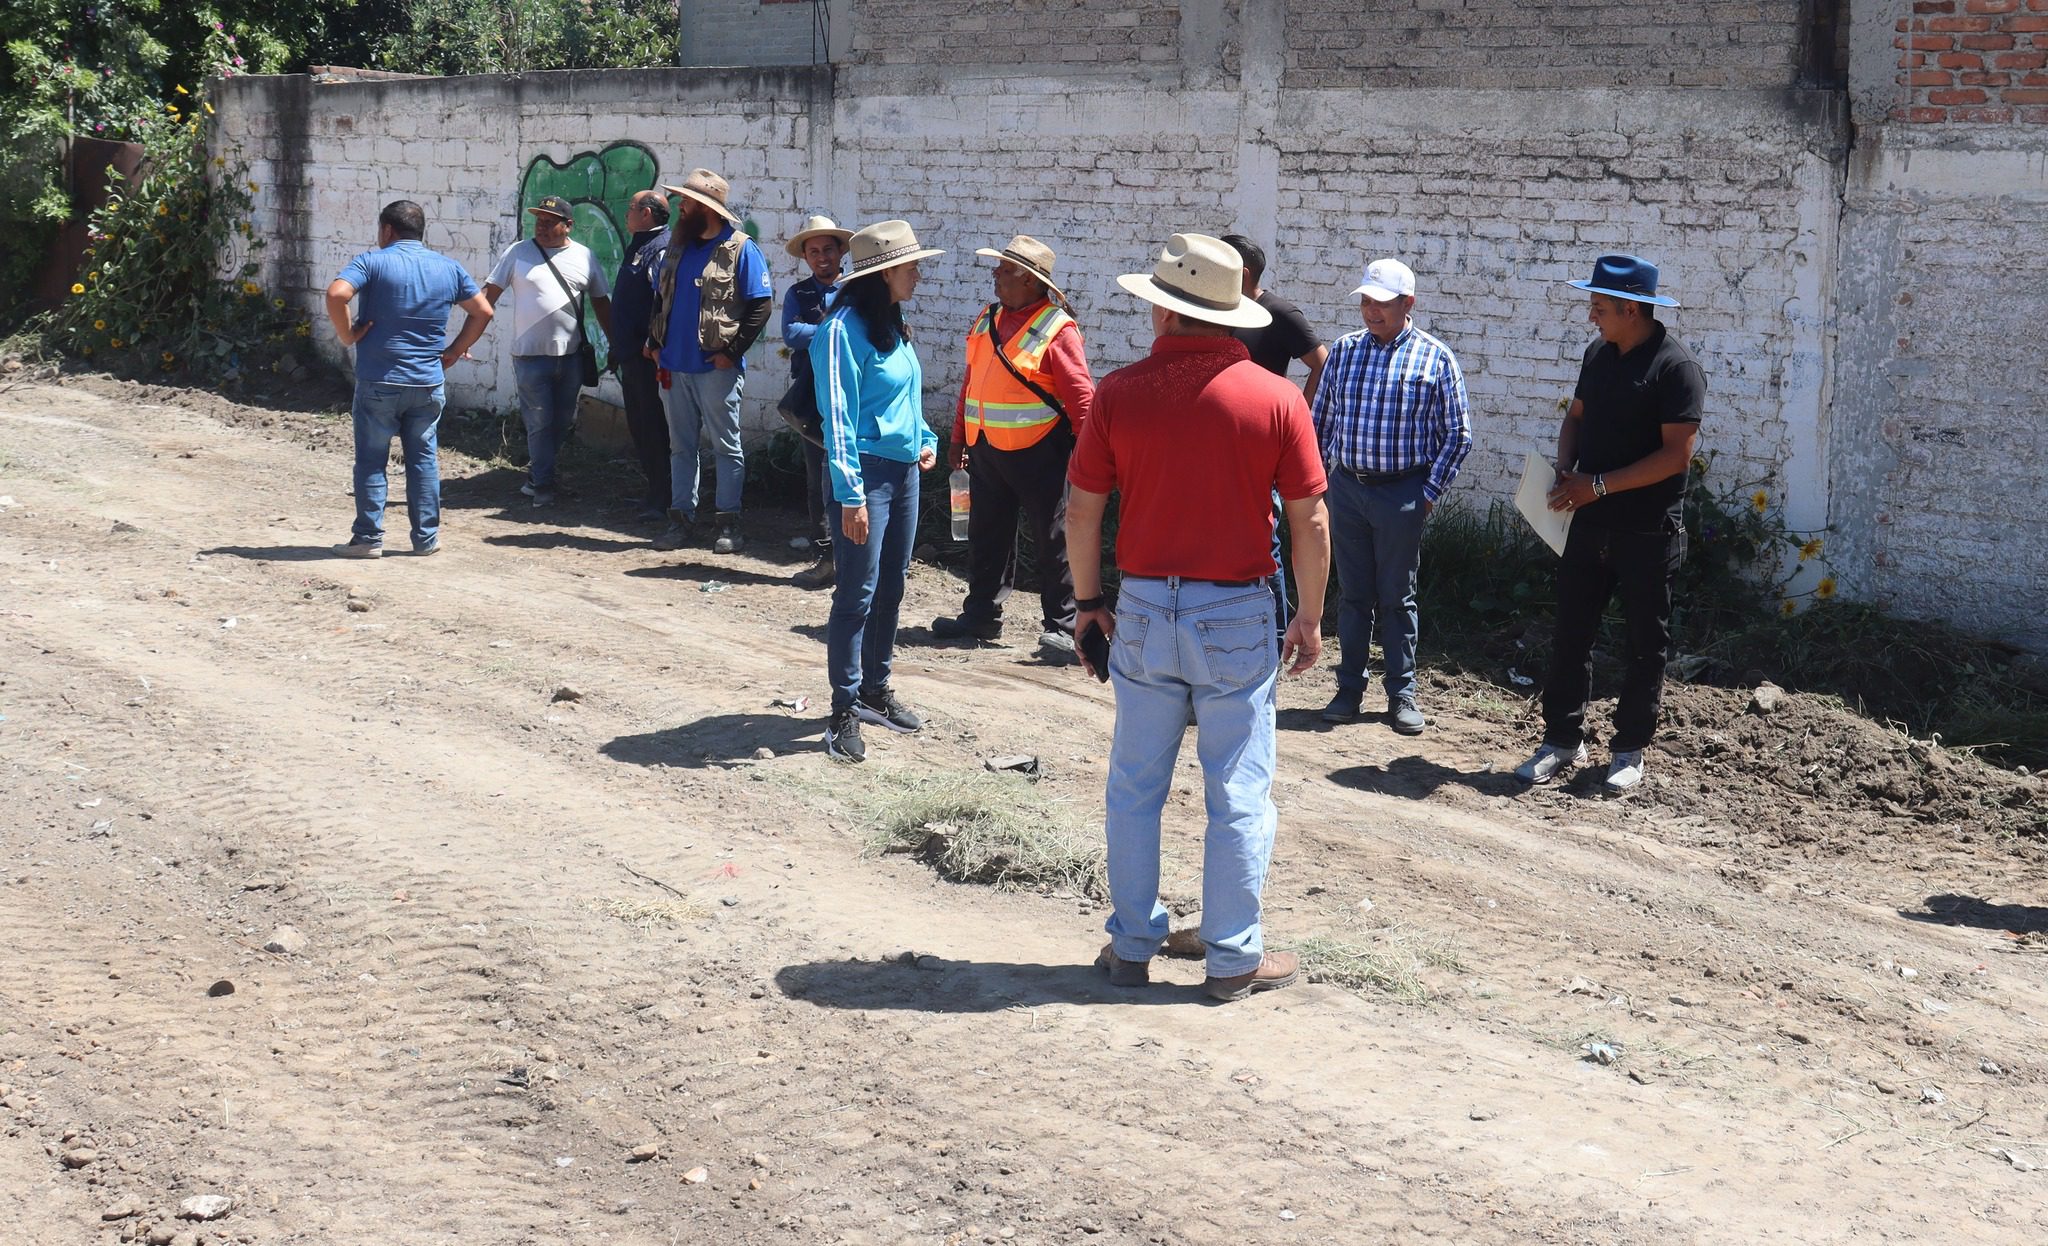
left=209, top=0, right=2048, bottom=649
left=213, top=67, right=833, bottom=431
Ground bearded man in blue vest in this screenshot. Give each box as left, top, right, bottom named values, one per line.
left=644, top=167, right=774, bottom=555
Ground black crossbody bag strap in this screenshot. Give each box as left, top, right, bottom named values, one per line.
left=984, top=304, right=1065, bottom=420
left=533, top=239, right=589, bottom=350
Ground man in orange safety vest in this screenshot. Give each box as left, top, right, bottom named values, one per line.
left=932, top=235, right=1097, bottom=654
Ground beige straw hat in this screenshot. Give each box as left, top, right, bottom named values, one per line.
left=973, top=234, right=1064, bottom=300
left=661, top=167, right=740, bottom=226
left=1115, top=232, right=1271, bottom=329
left=836, top=219, right=945, bottom=284
left=785, top=214, right=854, bottom=259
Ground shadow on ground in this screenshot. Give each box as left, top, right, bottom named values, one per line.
left=1899, top=893, right=2048, bottom=935
left=602, top=711, right=819, bottom=770
left=1329, top=756, right=1525, bottom=800
left=775, top=957, right=1207, bottom=1011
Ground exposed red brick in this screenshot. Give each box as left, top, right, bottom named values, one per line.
left=1964, top=0, right=2018, bottom=13
left=1927, top=15, right=1994, bottom=29
left=1900, top=53, right=1928, bottom=67
left=1993, top=49, right=2048, bottom=68
left=1938, top=50, right=1986, bottom=67
left=1908, top=68, right=1956, bottom=85
left=1909, top=34, right=1956, bottom=49
left=2031, top=0, right=2048, bottom=10
left=2023, top=68, right=2048, bottom=82
left=1927, top=87, right=1990, bottom=102
left=1915, top=0, right=1956, bottom=10
left=1959, top=69, right=2010, bottom=84
left=2011, top=15, right=2048, bottom=29
left=1959, top=33, right=2017, bottom=47
left=2003, top=86, right=2048, bottom=100
left=1904, top=105, right=1950, bottom=120
left=1947, top=106, right=2016, bottom=120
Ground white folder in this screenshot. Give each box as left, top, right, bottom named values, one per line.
left=1515, top=450, right=1572, bottom=557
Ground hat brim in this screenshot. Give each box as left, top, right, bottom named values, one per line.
left=785, top=227, right=853, bottom=259
left=525, top=205, right=573, bottom=221
left=664, top=185, right=741, bottom=226
left=974, top=247, right=1066, bottom=300
left=1567, top=279, right=1678, bottom=308
left=1351, top=282, right=1411, bottom=302
left=836, top=247, right=946, bottom=284
left=1116, top=272, right=1271, bottom=329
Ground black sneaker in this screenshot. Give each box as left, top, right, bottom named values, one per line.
left=931, top=614, right=1001, bottom=641
left=824, top=707, right=866, bottom=763
left=712, top=513, right=745, bottom=554
left=855, top=688, right=923, bottom=734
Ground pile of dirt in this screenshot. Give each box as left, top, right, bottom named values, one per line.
left=1655, top=682, right=2045, bottom=842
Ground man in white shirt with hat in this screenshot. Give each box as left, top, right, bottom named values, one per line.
left=1312, top=257, right=1472, bottom=736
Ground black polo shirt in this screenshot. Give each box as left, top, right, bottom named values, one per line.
left=1570, top=321, right=1705, bottom=531
left=1233, top=290, right=1321, bottom=377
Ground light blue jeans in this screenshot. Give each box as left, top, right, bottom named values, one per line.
left=1103, top=578, right=1279, bottom=978
left=351, top=381, right=444, bottom=550
left=513, top=354, right=581, bottom=490
left=663, top=366, right=746, bottom=520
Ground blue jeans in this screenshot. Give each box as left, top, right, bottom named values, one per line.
left=1103, top=578, right=1279, bottom=978
left=826, top=454, right=918, bottom=713
left=513, top=354, right=581, bottom=489
left=351, top=381, right=444, bottom=549
left=1327, top=468, right=1428, bottom=702
left=663, top=366, right=746, bottom=520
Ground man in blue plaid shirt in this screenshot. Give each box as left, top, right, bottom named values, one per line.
left=1312, top=258, right=1472, bottom=733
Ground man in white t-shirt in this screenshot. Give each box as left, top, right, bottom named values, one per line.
left=483, top=195, right=613, bottom=506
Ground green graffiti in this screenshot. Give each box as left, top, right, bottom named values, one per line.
left=518, top=142, right=659, bottom=369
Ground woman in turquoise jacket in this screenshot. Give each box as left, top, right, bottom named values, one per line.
left=811, top=220, right=942, bottom=763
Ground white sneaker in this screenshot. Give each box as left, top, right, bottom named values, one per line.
left=1038, top=630, right=1076, bottom=655
left=332, top=541, right=382, bottom=559
left=1604, top=750, right=1646, bottom=792
left=1513, top=742, right=1587, bottom=784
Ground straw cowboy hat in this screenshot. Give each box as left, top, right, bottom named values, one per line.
left=785, top=213, right=853, bottom=259
left=836, top=219, right=945, bottom=284
left=1116, top=232, right=1270, bottom=329
left=661, top=167, right=740, bottom=226
left=1567, top=253, right=1679, bottom=308
left=974, top=235, right=1065, bottom=300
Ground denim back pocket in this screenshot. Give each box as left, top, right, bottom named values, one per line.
left=1193, top=613, right=1274, bottom=690
left=1110, top=610, right=1149, bottom=679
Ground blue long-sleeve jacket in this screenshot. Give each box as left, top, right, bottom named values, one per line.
left=810, top=305, right=935, bottom=507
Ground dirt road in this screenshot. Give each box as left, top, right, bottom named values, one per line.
left=2, top=376, right=2042, bottom=1245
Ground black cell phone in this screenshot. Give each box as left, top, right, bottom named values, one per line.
left=1079, top=619, right=1110, bottom=683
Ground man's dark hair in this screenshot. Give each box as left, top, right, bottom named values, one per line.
left=638, top=192, right=670, bottom=227
left=838, top=271, right=910, bottom=354
left=379, top=200, right=426, bottom=241
left=1220, top=234, right=1265, bottom=284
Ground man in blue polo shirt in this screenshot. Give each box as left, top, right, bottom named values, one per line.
left=326, top=200, right=494, bottom=557
left=643, top=167, right=774, bottom=555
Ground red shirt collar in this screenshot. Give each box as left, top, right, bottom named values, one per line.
left=1149, top=334, right=1250, bottom=360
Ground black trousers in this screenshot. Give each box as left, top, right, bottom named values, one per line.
left=1542, top=518, right=1685, bottom=753
left=961, top=423, right=1076, bottom=634
left=616, top=353, right=671, bottom=511
left=800, top=433, right=837, bottom=550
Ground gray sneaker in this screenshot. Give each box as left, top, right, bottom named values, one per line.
left=1038, top=630, right=1076, bottom=655
left=1389, top=697, right=1426, bottom=735
left=1514, top=742, right=1588, bottom=784
left=1604, top=749, right=1646, bottom=793
left=332, top=540, right=382, bottom=559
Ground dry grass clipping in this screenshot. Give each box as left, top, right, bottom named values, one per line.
left=867, top=773, right=1106, bottom=899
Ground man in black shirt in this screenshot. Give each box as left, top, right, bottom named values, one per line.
left=613, top=190, right=673, bottom=521
left=1516, top=254, right=1705, bottom=794
left=1223, top=235, right=1329, bottom=640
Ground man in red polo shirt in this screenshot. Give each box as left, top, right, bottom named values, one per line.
left=1067, top=232, right=1330, bottom=1003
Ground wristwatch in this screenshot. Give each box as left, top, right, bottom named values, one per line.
left=1075, top=594, right=1106, bottom=612
left=1592, top=474, right=1608, bottom=498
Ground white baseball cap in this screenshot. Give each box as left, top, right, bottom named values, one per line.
left=1352, top=258, right=1416, bottom=301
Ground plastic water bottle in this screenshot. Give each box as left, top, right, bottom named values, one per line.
left=949, top=469, right=971, bottom=541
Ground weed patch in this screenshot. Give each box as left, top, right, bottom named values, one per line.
left=867, top=773, right=1106, bottom=899
left=1298, top=925, right=1463, bottom=1004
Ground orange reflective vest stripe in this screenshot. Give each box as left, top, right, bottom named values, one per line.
left=962, top=302, right=1075, bottom=450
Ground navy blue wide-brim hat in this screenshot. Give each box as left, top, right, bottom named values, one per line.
left=1567, top=253, right=1679, bottom=308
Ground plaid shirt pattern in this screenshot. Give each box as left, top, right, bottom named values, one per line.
left=1311, top=324, right=1473, bottom=502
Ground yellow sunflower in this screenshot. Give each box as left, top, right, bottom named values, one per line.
left=1751, top=490, right=1769, bottom=513
left=1798, top=538, right=1823, bottom=562
left=70, top=282, right=85, bottom=295
left=1780, top=599, right=1796, bottom=617
left=110, top=338, right=124, bottom=348
left=93, top=319, right=106, bottom=330
left=1815, top=577, right=1837, bottom=600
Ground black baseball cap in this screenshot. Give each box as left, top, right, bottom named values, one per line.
left=526, top=195, right=574, bottom=221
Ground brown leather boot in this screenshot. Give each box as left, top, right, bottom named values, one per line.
left=1202, top=951, right=1299, bottom=1002
left=1094, top=942, right=1150, bottom=988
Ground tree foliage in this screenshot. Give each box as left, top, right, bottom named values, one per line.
left=374, top=0, right=679, bottom=76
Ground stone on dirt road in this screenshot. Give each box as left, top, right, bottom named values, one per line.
left=177, top=1194, right=233, bottom=1220
left=263, top=925, right=307, bottom=955
left=552, top=685, right=583, bottom=703
left=1748, top=682, right=1786, bottom=714
left=102, top=1195, right=145, bottom=1220
left=629, top=1143, right=659, bottom=1163
left=62, top=1147, right=99, bottom=1167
